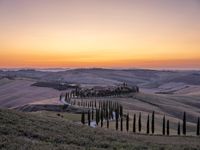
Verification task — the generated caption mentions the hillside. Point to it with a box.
[1,69,200,108]
[0,108,200,150]
[0,78,61,108]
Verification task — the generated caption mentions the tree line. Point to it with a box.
[60,83,139,101]
[81,102,200,136]
[60,90,200,136]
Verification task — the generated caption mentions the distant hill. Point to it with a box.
[0,68,200,108]
[1,68,200,86]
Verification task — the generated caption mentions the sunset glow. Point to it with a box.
[0,0,200,69]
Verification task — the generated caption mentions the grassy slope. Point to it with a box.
[0,109,200,150]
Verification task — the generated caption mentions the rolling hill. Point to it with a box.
[0,108,200,150]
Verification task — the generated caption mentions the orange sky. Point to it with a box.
[0,0,200,69]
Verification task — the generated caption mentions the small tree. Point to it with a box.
[105,109,108,120]
[106,109,109,128]
[88,110,91,126]
[126,113,129,132]
[120,105,123,118]
[147,114,149,134]
[115,109,119,130]
[120,117,123,131]
[197,117,200,136]
[151,111,155,134]
[92,108,94,120]
[178,121,181,136]
[133,114,136,133]
[110,108,113,120]
[96,109,99,125]
[81,111,85,124]
[167,120,170,136]
[138,112,142,133]
[101,109,103,127]
[107,117,109,129]
[162,115,165,135]
[183,112,186,135]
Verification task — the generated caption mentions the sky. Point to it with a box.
[0,0,200,69]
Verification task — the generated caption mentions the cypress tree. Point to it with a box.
[88,110,91,126]
[115,108,119,130]
[147,114,149,134]
[178,121,181,136]
[197,117,200,136]
[101,109,103,127]
[120,105,123,118]
[162,115,165,135]
[106,109,108,120]
[120,117,123,131]
[109,108,112,120]
[111,108,114,120]
[151,111,155,134]
[133,114,136,133]
[126,113,129,132]
[81,111,85,124]
[139,112,142,133]
[96,109,99,125]
[106,109,109,128]
[167,120,169,136]
[103,109,106,120]
[107,117,109,129]
[183,112,186,135]
[92,108,94,120]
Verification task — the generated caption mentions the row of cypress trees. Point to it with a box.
[81,100,123,128]
[162,112,188,135]
[64,89,200,136]
[73,99,122,112]
[81,109,200,136]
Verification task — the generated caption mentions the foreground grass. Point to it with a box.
[0,109,200,150]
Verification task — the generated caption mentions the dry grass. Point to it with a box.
[0,108,200,150]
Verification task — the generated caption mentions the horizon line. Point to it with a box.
[0,67,199,71]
